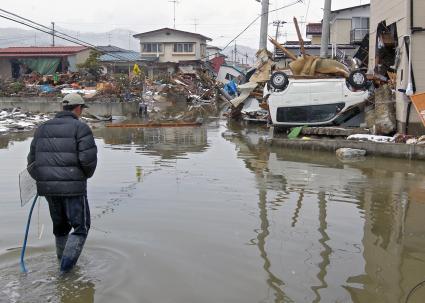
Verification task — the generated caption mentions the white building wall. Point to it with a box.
[136,30,208,63]
[330,5,370,45]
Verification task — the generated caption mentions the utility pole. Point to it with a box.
[234,42,237,65]
[273,20,286,41]
[51,22,55,46]
[259,0,269,49]
[320,0,331,58]
[128,31,131,50]
[169,0,179,29]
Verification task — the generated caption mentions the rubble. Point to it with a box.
[336,148,367,160]
[0,108,50,133]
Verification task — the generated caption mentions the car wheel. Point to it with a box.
[270,72,289,90]
[348,70,367,89]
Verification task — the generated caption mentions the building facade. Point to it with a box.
[133,28,211,64]
[305,4,370,46]
[369,0,425,134]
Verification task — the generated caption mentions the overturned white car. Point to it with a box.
[266,70,370,127]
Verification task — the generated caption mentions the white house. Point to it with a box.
[132,28,212,77]
[133,28,211,73]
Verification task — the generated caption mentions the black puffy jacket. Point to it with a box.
[27,111,97,196]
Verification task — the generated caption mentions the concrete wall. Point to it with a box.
[369,0,425,134]
[0,58,12,80]
[270,137,425,160]
[0,97,139,116]
[136,30,207,62]
[330,19,352,44]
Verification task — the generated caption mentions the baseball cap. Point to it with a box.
[62,93,89,108]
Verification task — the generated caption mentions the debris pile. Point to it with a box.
[0,108,50,133]
[347,133,425,145]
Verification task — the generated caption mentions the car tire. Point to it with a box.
[348,70,367,89]
[270,72,289,90]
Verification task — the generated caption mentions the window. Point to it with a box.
[225,73,235,81]
[352,17,369,29]
[276,103,345,123]
[173,43,194,53]
[142,43,163,53]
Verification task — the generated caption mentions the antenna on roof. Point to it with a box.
[168,0,180,29]
[192,18,198,32]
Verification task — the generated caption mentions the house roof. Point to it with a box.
[0,46,89,57]
[331,3,370,14]
[133,28,212,42]
[207,45,222,50]
[99,51,141,62]
[96,45,128,53]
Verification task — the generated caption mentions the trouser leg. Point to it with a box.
[46,196,72,259]
[60,196,90,272]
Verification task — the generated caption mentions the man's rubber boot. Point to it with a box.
[55,235,68,260]
[60,235,86,273]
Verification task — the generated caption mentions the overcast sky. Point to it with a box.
[0,0,370,48]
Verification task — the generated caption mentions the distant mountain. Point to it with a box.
[220,45,258,66]
[0,27,140,51]
[0,26,258,64]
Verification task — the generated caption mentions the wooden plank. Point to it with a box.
[293,17,306,57]
[410,92,425,127]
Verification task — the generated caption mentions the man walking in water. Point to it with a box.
[28,93,97,272]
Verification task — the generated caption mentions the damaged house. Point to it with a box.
[133,28,212,78]
[0,46,90,79]
[369,0,425,134]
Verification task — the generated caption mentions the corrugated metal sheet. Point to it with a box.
[99,51,141,62]
[96,45,127,53]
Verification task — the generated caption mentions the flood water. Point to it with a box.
[1,121,425,303]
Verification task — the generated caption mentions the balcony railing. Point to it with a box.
[350,28,369,44]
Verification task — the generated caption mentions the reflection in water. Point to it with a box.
[224,122,425,303]
[0,131,34,149]
[256,173,293,303]
[94,126,208,159]
[311,192,331,303]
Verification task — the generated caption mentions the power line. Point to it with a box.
[221,0,303,52]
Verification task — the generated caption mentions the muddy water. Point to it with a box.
[1,121,425,303]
